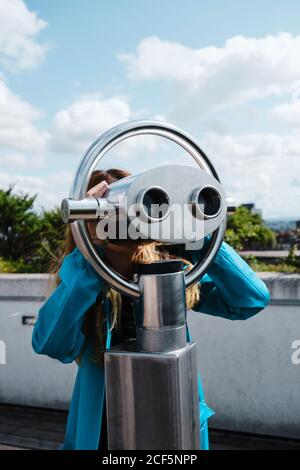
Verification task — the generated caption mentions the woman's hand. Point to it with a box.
[86,180,109,244]
[87,180,108,198]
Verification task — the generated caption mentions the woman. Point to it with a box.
[31,168,271,451]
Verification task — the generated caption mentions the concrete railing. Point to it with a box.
[0,272,299,439]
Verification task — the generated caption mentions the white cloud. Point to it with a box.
[51,94,131,154]
[0,170,73,210]
[119,33,300,118]
[203,131,300,218]
[0,0,49,72]
[50,94,162,158]
[273,100,300,127]
[0,79,48,167]
[0,153,42,169]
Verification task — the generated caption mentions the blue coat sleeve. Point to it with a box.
[32,247,103,363]
[188,236,271,320]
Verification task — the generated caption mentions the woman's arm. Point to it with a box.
[32,248,103,363]
[187,236,270,320]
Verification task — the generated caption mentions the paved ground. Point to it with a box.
[0,403,300,451]
[0,404,66,450]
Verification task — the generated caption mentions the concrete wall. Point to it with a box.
[0,272,299,438]
[0,274,77,410]
[188,273,300,439]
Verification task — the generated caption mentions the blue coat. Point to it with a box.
[31,238,270,450]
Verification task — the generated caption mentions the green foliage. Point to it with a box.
[224,206,299,272]
[225,206,276,251]
[36,207,66,272]
[246,257,300,273]
[0,186,41,261]
[284,243,300,270]
[0,187,65,273]
[0,257,18,273]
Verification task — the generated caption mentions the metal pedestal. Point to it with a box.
[105,340,200,450]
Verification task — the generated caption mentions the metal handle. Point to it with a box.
[68,119,227,298]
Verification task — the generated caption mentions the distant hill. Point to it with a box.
[264,218,299,231]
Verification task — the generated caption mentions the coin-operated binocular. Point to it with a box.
[61,120,233,450]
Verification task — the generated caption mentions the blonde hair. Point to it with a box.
[49,169,202,368]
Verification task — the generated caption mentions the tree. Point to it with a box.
[285,242,300,270]
[0,187,65,273]
[0,187,41,261]
[225,206,276,251]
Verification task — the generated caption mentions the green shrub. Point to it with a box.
[225,206,276,250]
[0,187,65,273]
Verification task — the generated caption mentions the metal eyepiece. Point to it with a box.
[190,185,222,219]
[137,186,170,222]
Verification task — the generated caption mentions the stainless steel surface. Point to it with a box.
[137,271,185,328]
[66,164,227,245]
[61,197,99,223]
[104,341,200,450]
[65,119,226,298]
[61,197,116,223]
[135,269,187,352]
[137,325,187,353]
[125,166,228,251]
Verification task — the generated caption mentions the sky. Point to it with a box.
[1,0,300,219]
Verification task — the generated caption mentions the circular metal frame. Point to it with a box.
[69,119,227,298]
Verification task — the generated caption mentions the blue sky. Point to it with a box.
[1,0,300,218]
